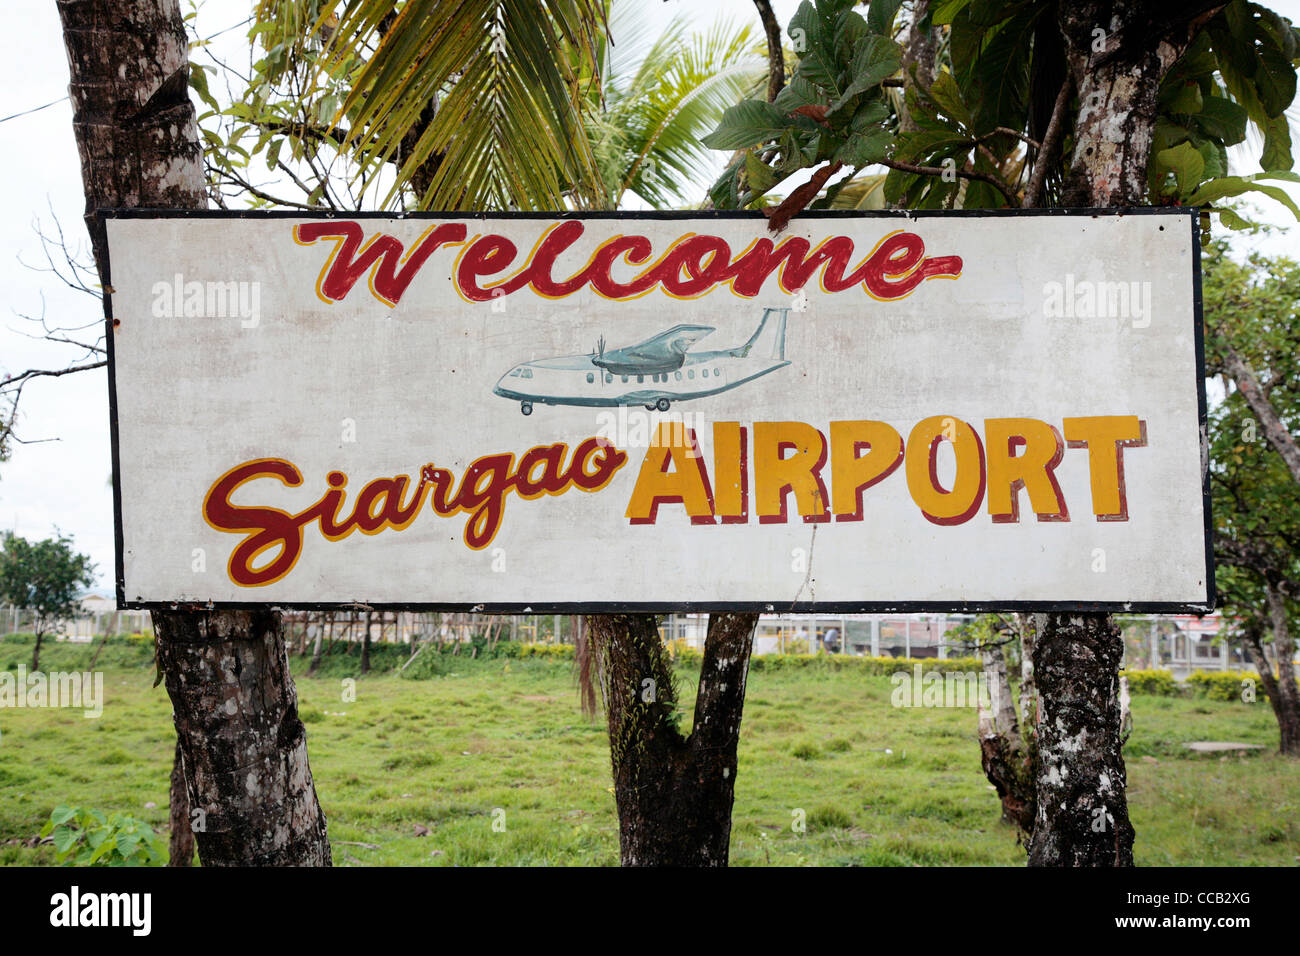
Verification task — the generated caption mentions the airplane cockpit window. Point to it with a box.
[520,367,533,379]
[510,368,521,377]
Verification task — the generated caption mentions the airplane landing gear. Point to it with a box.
[520,401,533,415]
[655,398,671,412]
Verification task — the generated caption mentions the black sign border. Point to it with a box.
[99,207,1214,615]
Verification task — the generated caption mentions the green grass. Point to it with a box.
[0,636,1296,866]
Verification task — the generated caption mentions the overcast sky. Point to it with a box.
[0,0,1295,592]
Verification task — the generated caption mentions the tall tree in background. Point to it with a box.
[705,0,1300,865]
[0,531,95,670]
[1205,241,1300,755]
[56,0,331,865]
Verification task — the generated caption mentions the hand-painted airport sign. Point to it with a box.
[102,209,1211,612]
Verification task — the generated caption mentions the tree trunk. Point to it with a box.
[1217,344,1300,485]
[31,629,43,671]
[154,610,331,865]
[308,615,326,676]
[167,737,194,866]
[1027,613,1134,866]
[1058,1,1221,207]
[1264,587,1300,755]
[977,638,1036,833]
[584,612,757,866]
[58,0,330,866]
[360,610,373,674]
[1021,0,1221,866]
[1016,613,1039,732]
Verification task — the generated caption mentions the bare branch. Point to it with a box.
[878,157,1019,207]
[1023,77,1073,209]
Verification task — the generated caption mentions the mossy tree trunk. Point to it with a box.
[57,0,330,866]
[584,612,758,866]
[154,610,331,865]
[1024,0,1223,867]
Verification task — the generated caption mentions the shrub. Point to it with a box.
[1186,670,1257,702]
[749,654,982,675]
[40,806,165,866]
[791,741,820,760]
[1122,669,1180,697]
[516,642,574,659]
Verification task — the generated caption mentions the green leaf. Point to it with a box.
[1165,81,1203,114]
[1260,115,1294,171]
[1157,141,1205,196]
[1194,94,1248,145]
[744,150,778,195]
[1185,172,1300,220]
[866,0,905,36]
[836,128,892,165]
[1216,207,1251,230]
[51,826,77,854]
[927,72,974,131]
[850,35,902,93]
[703,100,794,150]
[1253,33,1297,118]
[49,805,76,826]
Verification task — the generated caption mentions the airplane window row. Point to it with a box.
[589,367,720,387]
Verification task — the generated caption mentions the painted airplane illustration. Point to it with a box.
[493,307,792,414]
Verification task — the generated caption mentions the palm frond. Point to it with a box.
[317,0,608,210]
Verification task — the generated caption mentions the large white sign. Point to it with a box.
[104,210,1212,611]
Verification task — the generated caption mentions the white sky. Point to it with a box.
[0,0,1295,591]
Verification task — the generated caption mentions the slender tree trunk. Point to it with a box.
[1016,613,1039,731]
[58,0,330,866]
[308,615,326,676]
[167,738,194,866]
[977,638,1036,833]
[584,612,757,866]
[31,629,43,671]
[154,610,331,865]
[1264,588,1300,755]
[360,609,372,674]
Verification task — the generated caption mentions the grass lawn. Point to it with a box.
[0,638,1296,866]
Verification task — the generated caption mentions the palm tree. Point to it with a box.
[231,0,764,212]
[586,2,765,209]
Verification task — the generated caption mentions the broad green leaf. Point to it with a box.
[850,35,902,93]
[1186,173,1300,220]
[835,128,892,165]
[1216,207,1251,230]
[866,0,905,36]
[927,72,974,130]
[1157,141,1205,196]
[52,826,76,854]
[1165,81,1203,114]
[703,100,796,150]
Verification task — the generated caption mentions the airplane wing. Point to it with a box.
[592,324,715,375]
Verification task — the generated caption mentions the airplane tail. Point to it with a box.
[734,306,789,360]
